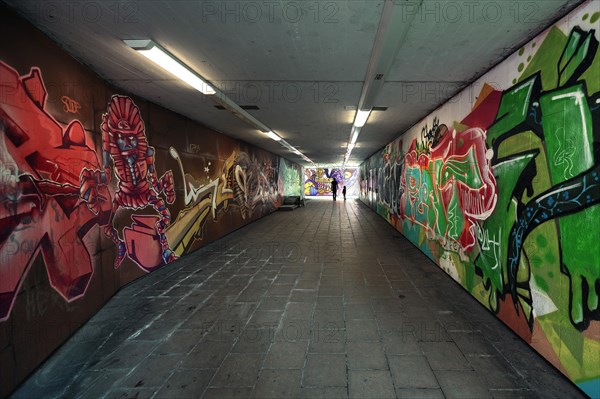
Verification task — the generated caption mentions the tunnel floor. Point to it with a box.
[12,199,585,399]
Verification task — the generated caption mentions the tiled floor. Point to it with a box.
[13,199,585,399]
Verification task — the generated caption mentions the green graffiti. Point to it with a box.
[558,29,599,87]
[475,151,538,312]
[481,26,600,329]
[541,83,599,325]
[280,159,302,196]
[487,75,542,149]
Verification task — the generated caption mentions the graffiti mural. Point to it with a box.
[81,95,178,270]
[0,62,102,322]
[0,22,301,393]
[359,2,599,396]
[401,126,498,256]
[166,147,282,261]
[304,167,359,197]
[0,60,294,322]
[279,157,303,197]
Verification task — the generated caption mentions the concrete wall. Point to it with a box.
[0,8,302,397]
[359,1,599,396]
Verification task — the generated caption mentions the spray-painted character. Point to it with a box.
[79,95,177,268]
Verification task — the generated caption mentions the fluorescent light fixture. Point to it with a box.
[348,143,355,151]
[124,39,215,95]
[264,131,281,141]
[350,126,360,144]
[353,109,372,127]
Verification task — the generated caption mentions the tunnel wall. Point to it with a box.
[359,1,599,396]
[0,8,303,397]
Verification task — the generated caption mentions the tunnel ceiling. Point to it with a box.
[3,0,584,166]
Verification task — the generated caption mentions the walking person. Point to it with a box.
[331,178,338,201]
[342,185,347,201]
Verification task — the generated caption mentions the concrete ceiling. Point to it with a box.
[3,0,584,166]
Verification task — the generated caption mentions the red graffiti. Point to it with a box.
[0,62,110,321]
[79,95,177,269]
[401,127,497,253]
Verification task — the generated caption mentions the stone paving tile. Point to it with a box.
[284,302,314,320]
[347,342,387,370]
[344,303,375,320]
[395,388,445,398]
[349,370,396,399]
[274,275,298,284]
[520,368,585,398]
[154,369,214,398]
[303,354,347,387]
[13,200,587,399]
[309,328,346,354]
[388,355,439,389]
[419,341,472,370]
[343,293,371,305]
[467,355,523,390]
[178,310,219,331]
[155,329,203,355]
[346,319,379,341]
[435,370,491,398]
[448,330,500,356]
[316,296,344,310]
[218,303,257,321]
[180,341,233,369]
[258,296,288,311]
[252,369,301,398]
[202,387,253,398]
[263,341,308,369]
[248,310,283,326]
[203,320,243,343]
[267,284,294,296]
[105,388,156,398]
[92,341,156,371]
[312,309,344,329]
[489,389,539,399]
[300,386,349,398]
[289,289,318,303]
[319,285,344,296]
[381,332,422,355]
[210,353,264,387]
[71,371,123,399]
[295,279,320,290]
[275,318,312,342]
[117,354,179,388]
[231,328,274,353]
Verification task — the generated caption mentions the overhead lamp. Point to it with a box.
[124,39,216,95]
[350,126,360,144]
[354,109,372,127]
[264,131,282,141]
[348,143,355,151]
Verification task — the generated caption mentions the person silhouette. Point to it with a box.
[342,185,347,200]
[331,178,338,201]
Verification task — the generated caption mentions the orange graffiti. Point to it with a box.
[61,95,81,114]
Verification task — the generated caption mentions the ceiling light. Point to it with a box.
[354,109,372,127]
[350,126,360,144]
[348,143,355,151]
[124,39,216,95]
[264,131,281,141]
